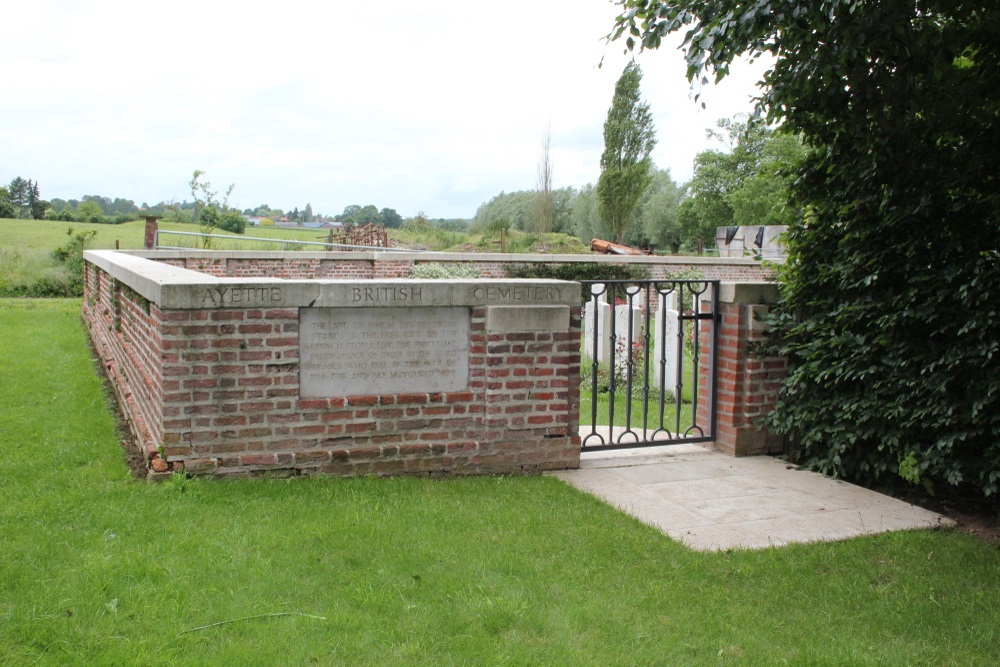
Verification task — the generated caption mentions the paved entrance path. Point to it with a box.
[549,444,952,551]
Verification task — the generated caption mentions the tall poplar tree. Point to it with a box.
[27,180,41,219]
[597,61,657,244]
[533,125,555,233]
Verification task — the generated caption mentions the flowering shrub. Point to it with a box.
[611,337,642,386]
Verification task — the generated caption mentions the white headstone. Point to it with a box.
[583,298,612,363]
[653,291,680,393]
[583,293,644,368]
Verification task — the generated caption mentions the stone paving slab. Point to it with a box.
[549,443,954,551]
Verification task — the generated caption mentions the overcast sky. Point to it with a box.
[1,1,768,219]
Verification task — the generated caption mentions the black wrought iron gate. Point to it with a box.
[579,279,719,451]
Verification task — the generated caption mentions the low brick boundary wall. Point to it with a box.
[83,251,582,478]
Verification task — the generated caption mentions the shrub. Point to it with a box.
[505,262,649,304]
[580,358,612,394]
[218,209,247,234]
[409,263,481,279]
[486,218,510,234]
[50,227,97,295]
[503,262,647,282]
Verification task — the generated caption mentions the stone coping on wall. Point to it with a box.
[86,250,780,309]
[83,250,582,310]
[127,248,770,267]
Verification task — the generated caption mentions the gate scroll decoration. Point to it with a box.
[579,279,720,452]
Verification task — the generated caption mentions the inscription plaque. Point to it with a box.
[300,307,470,397]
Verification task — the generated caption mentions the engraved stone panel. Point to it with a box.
[300,307,470,397]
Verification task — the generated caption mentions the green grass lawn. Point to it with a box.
[580,342,700,434]
[0,218,588,296]
[580,389,696,435]
[1,299,999,664]
[0,217,591,255]
[0,218,332,296]
[0,217,329,252]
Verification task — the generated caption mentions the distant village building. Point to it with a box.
[242,214,342,230]
[715,225,787,259]
[274,219,342,229]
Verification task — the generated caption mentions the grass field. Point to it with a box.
[0,217,331,252]
[0,217,589,297]
[1,298,999,664]
[0,217,591,255]
[0,218,334,297]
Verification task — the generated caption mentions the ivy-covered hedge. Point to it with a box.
[751,3,1000,498]
[610,0,999,503]
[766,229,1000,498]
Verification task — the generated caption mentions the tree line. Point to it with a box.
[0,177,44,220]
[0,176,157,223]
[473,111,805,253]
[0,170,412,232]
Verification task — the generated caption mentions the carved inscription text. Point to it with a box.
[201,286,283,306]
[299,307,470,397]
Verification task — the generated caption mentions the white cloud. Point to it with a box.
[1,1,769,218]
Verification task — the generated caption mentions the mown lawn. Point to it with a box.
[0,217,327,252]
[0,218,587,298]
[1,299,998,665]
[579,388,696,435]
[580,342,699,433]
[0,218,329,297]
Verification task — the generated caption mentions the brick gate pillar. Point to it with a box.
[699,282,787,456]
[143,216,160,250]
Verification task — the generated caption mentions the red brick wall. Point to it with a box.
[83,258,581,478]
[85,251,788,481]
[151,305,580,477]
[84,265,163,453]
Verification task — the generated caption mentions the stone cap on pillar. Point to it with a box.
[718,282,780,305]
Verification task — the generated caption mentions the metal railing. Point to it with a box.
[153,229,421,252]
[579,279,719,451]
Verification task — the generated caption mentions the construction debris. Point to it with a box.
[590,238,652,256]
[324,223,389,249]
